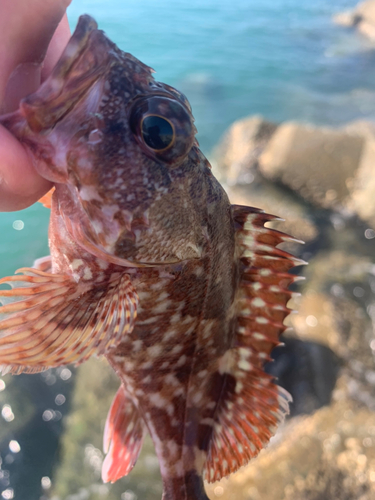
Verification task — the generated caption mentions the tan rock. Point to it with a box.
[348,135,375,228]
[333,11,360,27]
[212,115,277,184]
[334,0,375,40]
[259,122,365,209]
[357,0,375,27]
[206,399,375,500]
[342,119,375,139]
[227,183,318,254]
[358,18,375,38]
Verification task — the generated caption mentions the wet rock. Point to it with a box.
[334,0,375,40]
[287,251,375,409]
[266,337,340,417]
[258,122,364,210]
[206,399,375,500]
[211,115,277,185]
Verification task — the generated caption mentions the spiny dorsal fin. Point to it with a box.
[0,268,138,374]
[204,205,304,483]
[102,385,147,483]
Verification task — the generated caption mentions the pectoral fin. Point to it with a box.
[0,268,137,374]
[102,385,147,483]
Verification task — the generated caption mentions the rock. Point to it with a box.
[258,122,365,210]
[357,0,375,38]
[214,115,375,227]
[334,0,375,40]
[348,135,375,228]
[333,11,361,27]
[211,115,277,185]
[287,251,375,410]
[266,337,340,416]
[205,399,375,500]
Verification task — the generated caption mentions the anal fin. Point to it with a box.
[0,268,138,373]
[102,385,147,483]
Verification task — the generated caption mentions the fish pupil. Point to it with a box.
[141,115,174,150]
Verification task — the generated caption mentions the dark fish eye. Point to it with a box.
[129,94,195,165]
[141,115,174,151]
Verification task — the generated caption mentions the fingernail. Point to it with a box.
[2,62,41,114]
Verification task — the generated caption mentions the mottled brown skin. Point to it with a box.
[0,16,297,500]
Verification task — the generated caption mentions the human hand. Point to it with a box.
[0,0,71,211]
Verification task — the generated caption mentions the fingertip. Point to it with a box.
[42,13,71,81]
[0,125,53,211]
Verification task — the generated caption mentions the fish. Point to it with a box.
[0,15,304,500]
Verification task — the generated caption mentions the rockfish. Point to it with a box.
[0,15,303,500]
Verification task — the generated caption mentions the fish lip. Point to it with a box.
[19,15,115,133]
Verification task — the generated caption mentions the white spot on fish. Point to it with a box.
[192,392,203,404]
[170,312,181,324]
[149,393,174,416]
[132,340,143,352]
[256,316,269,324]
[152,300,172,314]
[83,268,93,280]
[252,297,266,308]
[147,345,163,358]
[79,185,103,202]
[175,355,187,367]
[170,344,183,355]
[238,359,252,371]
[164,374,181,387]
[218,350,235,374]
[70,259,84,271]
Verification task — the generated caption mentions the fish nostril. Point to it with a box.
[88,129,103,144]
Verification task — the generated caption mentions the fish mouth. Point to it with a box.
[19,15,113,133]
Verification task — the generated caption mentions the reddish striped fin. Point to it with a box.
[37,188,55,209]
[204,205,304,483]
[102,385,147,483]
[0,269,138,374]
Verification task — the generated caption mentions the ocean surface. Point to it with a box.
[0,0,370,279]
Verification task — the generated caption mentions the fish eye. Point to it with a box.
[141,115,175,151]
[129,95,195,165]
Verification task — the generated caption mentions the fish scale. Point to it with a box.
[0,14,304,500]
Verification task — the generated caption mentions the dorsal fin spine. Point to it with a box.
[204,205,304,483]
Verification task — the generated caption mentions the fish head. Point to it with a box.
[1,15,207,266]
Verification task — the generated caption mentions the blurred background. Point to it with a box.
[0,0,375,499]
